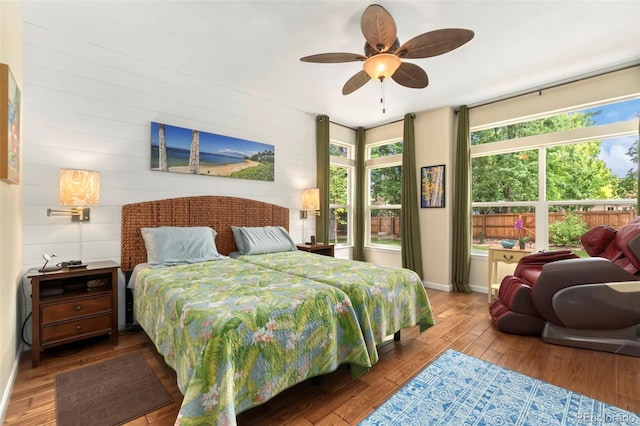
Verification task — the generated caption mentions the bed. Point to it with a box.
[121,197,373,425]
[233,249,434,347]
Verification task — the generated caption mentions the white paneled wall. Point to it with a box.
[22,23,318,327]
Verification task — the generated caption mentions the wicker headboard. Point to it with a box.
[121,196,290,272]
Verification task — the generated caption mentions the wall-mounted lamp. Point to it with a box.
[47,169,100,222]
[300,188,320,219]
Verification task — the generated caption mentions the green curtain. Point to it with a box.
[316,115,330,243]
[451,106,472,293]
[353,127,366,261]
[401,113,424,278]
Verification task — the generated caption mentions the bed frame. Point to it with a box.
[120,195,402,342]
[121,195,290,272]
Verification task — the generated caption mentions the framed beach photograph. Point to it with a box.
[421,164,445,208]
[150,122,275,181]
[0,64,21,184]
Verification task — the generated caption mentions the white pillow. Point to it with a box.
[141,226,222,267]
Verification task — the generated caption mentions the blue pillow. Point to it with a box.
[232,226,297,255]
[231,226,247,254]
[141,226,222,267]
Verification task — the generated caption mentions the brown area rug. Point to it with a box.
[55,352,173,426]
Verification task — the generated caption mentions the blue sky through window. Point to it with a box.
[574,98,639,178]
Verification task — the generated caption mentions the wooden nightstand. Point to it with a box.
[28,260,119,367]
[487,246,533,303]
[296,243,335,257]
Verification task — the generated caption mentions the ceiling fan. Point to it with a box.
[300,4,474,97]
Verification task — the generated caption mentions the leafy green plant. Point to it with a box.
[231,163,274,181]
[549,212,588,246]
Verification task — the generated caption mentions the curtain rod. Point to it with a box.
[330,114,416,132]
[364,117,405,131]
[327,117,403,131]
[455,62,639,114]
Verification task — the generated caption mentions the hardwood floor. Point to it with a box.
[5,289,639,425]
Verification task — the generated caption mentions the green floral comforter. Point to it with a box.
[236,251,435,353]
[132,259,372,425]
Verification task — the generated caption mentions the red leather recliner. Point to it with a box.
[489,217,640,357]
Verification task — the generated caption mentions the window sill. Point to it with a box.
[365,245,401,253]
[471,251,488,258]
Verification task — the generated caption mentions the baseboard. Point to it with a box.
[0,342,23,424]
[423,281,489,296]
[469,283,488,294]
[423,281,452,292]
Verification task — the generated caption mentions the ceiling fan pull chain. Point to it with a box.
[380,79,386,114]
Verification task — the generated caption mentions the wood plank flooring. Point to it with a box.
[4,289,639,425]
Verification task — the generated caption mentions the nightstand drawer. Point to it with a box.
[41,294,112,324]
[41,314,112,344]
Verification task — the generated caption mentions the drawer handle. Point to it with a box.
[75,325,82,331]
[75,305,83,311]
[502,255,514,261]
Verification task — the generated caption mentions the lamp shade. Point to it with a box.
[302,188,320,211]
[363,53,401,80]
[59,169,100,206]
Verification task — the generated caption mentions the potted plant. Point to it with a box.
[518,234,530,249]
[514,219,530,249]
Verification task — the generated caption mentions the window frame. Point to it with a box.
[470,98,639,252]
[365,138,403,250]
[329,140,355,247]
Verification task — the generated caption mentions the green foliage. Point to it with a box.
[546,142,613,202]
[330,166,348,227]
[231,163,274,181]
[471,110,629,213]
[549,212,588,246]
[330,166,348,205]
[370,141,403,158]
[370,165,402,207]
[615,141,638,199]
[471,112,597,144]
[472,151,538,210]
[369,143,403,212]
[248,149,274,163]
[329,142,404,225]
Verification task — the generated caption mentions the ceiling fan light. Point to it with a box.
[363,53,401,80]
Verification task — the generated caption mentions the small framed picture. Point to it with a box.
[0,63,21,184]
[421,164,445,208]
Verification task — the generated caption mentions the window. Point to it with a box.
[367,140,403,248]
[329,142,354,246]
[370,141,403,158]
[471,97,639,255]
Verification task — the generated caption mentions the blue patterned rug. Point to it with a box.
[360,349,638,425]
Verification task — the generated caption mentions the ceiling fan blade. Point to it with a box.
[360,4,397,53]
[300,53,367,63]
[342,70,371,95]
[391,62,429,89]
[396,29,475,59]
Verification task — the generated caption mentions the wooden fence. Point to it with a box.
[473,211,636,241]
[370,216,401,238]
[341,211,635,241]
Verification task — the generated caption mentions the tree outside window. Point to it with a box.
[471,98,639,254]
[368,141,403,248]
